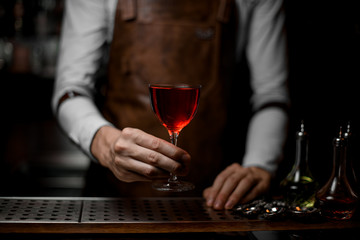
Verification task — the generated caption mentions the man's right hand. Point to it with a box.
[90,126,191,182]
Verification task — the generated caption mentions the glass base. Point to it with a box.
[152,180,195,192]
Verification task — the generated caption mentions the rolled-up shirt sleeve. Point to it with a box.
[52,0,116,160]
[241,0,290,174]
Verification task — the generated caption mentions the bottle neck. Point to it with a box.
[295,138,309,167]
[286,136,312,183]
[292,137,313,180]
[332,142,348,180]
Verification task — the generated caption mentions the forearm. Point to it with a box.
[243,0,289,174]
[52,0,116,161]
[90,125,121,167]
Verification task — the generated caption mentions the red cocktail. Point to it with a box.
[150,85,200,134]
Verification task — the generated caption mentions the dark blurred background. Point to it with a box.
[0,0,359,196]
[0,0,88,196]
[283,0,360,187]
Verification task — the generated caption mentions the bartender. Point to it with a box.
[52,0,289,210]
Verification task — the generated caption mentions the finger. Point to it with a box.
[116,170,150,182]
[113,156,169,181]
[204,166,237,208]
[110,165,150,182]
[121,128,191,175]
[203,187,211,199]
[203,187,215,207]
[124,128,191,164]
[114,128,187,176]
[133,145,186,176]
[225,175,256,208]
[213,172,246,210]
[240,180,268,204]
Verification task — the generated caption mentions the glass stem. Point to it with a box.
[169,173,178,182]
[169,131,179,146]
[169,131,179,183]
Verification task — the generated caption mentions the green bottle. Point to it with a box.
[280,121,318,207]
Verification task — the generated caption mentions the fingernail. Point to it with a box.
[181,153,191,162]
[214,200,223,210]
[206,198,214,207]
[225,200,234,209]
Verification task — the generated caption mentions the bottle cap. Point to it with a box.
[343,121,351,139]
[296,120,308,140]
[334,126,347,147]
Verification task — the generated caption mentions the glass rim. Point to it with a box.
[149,83,202,89]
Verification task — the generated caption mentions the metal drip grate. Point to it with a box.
[81,198,240,223]
[0,198,81,223]
[0,197,240,224]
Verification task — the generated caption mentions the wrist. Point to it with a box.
[91,125,121,168]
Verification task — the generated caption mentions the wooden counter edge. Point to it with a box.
[1,220,360,234]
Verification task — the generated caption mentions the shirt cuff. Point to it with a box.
[242,153,278,176]
[57,96,114,162]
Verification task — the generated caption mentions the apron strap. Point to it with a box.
[120,0,137,21]
[217,0,233,23]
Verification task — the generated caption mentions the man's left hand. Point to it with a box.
[203,163,271,210]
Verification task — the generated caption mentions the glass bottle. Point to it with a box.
[316,127,358,220]
[344,122,360,196]
[344,122,360,219]
[280,121,317,207]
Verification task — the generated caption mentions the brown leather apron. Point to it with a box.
[101,0,237,196]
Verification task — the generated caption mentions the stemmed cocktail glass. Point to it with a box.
[149,84,201,192]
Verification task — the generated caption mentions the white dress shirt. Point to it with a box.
[52,0,290,174]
